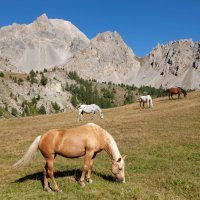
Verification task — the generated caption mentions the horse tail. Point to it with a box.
[13,136,41,169]
[147,96,153,108]
[76,104,81,109]
[149,98,153,108]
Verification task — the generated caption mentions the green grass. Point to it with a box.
[0,92,200,199]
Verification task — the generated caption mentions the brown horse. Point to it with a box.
[166,87,187,99]
[13,123,126,192]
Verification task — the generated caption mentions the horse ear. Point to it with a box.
[122,155,127,160]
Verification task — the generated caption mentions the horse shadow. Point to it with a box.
[13,169,114,188]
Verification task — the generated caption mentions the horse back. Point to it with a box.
[39,124,104,158]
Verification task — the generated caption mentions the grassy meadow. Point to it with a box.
[0,92,200,199]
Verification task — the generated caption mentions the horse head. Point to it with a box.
[182,89,187,97]
[99,111,104,119]
[112,156,126,183]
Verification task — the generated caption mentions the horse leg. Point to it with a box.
[46,158,61,192]
[80,113,83,121]
[86,153,96,183]
[43,163,51,192]
[91,112,96,120]
[78,110,83,121]
[143,102,145,108]
[148,100,150,108]
[79,151,94,187]
[91,113,93,120]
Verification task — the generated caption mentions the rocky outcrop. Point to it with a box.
[140,40,200,89]
[148,40,200,76]
[61,33,200,89]
[0,14,89,72]
[0,70,73,115]
[62,31,141,84]
[0,57,19,72]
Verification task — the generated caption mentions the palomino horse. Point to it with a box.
[166,87,187,99]
[77,104,104,121]
[13,123,125,192]
[139,95,153,108]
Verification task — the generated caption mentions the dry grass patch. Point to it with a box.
[0,92,200,199]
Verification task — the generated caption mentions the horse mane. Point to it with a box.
[96,125,121,161]
[92,104,101,111]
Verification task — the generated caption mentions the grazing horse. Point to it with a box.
[13,123,125,192]
[166,87,187,99]
[139,95,153,108]
[78,104,104,121]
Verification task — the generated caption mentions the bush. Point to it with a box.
[71,95,78,107]
[51,102,60,113]
[124,91,134,105]
[0,107,4,117]
[40,74,48,86]
[0,72,4,77]
[18,78,23,85]
[11,108,18,116]
[68,71,79,80]
[38,105,46,114]
[28,70,38,84]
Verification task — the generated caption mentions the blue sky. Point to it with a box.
[0,0,199,57]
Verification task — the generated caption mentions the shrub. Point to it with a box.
[38,105,46,114]
[11,108,18,116]
[0,107,4,117]
[40,74,48,86]
[18,78,23,85]
[51,102,60,113]
[0,72,4,77]
[71,95,78,107]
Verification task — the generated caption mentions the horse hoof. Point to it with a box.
[44,188,52,192]
[89,179,93,184]
[87,179,93,184]
[79,181,85,187]
[56,189,62,193]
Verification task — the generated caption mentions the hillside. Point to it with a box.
[0,70,137,116]
[62,31,141,84]
[0,92,199,199]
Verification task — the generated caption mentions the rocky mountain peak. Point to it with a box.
[0,15,90,72]
[62,31,140,84]
[32,13,52,29]
[148,39,198,76]
[36,13,49,23]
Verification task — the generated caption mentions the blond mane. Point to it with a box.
[102,128,121,161]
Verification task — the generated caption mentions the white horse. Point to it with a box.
[139,95,153,108]
[78,104,104,121]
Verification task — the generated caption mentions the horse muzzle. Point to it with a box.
[116,177,125,183]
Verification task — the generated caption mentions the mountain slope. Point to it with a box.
[0,14,89,72]
[138,40,200,89]
[0,15,200,89]
[62,31,141,84]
